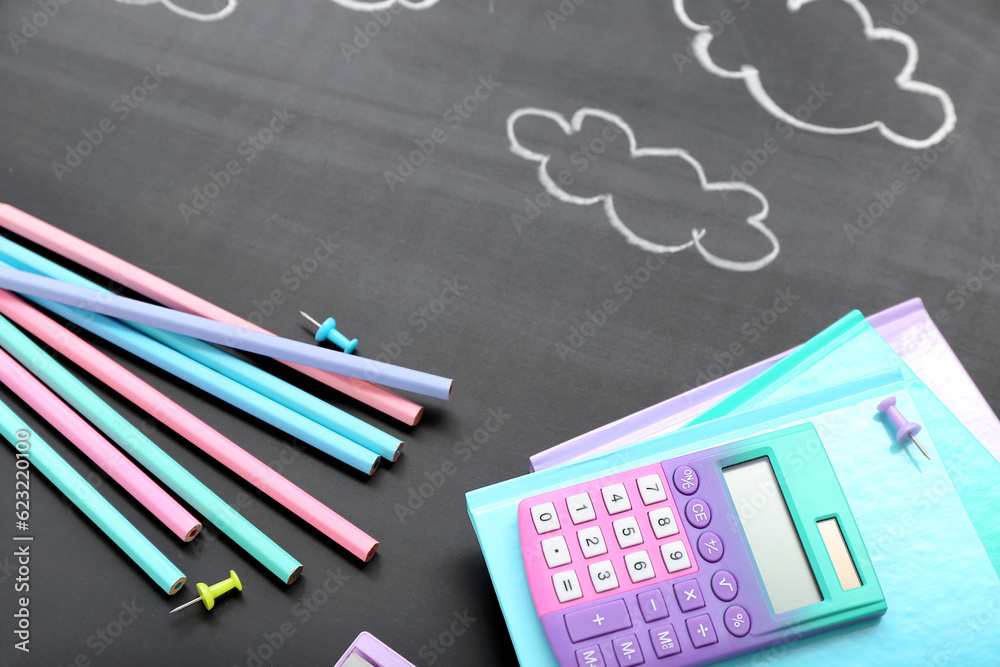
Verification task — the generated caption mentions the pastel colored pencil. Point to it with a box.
[0,250,381,476]
[0,403,186,595]
[0,292,379,562]
[0,204,426,425]
[0,341,202,543]
[0,236,402,462]
[0,295,303,583]
[0,265,453,401]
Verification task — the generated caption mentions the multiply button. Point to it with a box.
[711,570,738,602]
[673,579,705,613]
[697,532,724,563]
[672,465,699,495]
[564,599,632,643]
[685,499,711,529]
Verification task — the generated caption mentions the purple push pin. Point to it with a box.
[877,396,930,460]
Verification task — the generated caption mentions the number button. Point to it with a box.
[684,498,712,529]
[636,473,667,505]
[725,605,752,637]
[578,526,609,559]
[553,570,583,603]
[661,541,692,573]
[567,492,597,525]
[531,502,560,534]
[613,516,643,548]
[624,550,656,584]
[648,624,681,658]
[685,614,718,648]
[589,560,620,593]
[672,465,699,495]
[648,507,679,539]
[697,532,724,563]
[711,570,738,602]
[541,535,572,568]
[602,483,632,514]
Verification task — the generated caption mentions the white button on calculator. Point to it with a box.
[577,526,608,558]
[566,492,596,525]
[589,560,619,593]
[648,507,679,538]
[624,550,656,583]
[531,502,560,534]
[602,483,632,514]
[542,535,572,568]
[661,540,692,573]
[636,474,667,505]
[552,570,583,603]
[613,516,643,549]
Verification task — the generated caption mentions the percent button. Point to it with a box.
[724,605,751,637]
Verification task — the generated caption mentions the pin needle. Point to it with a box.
[170,570,242,613]
[877,396,931,460]
[300,311,358,353]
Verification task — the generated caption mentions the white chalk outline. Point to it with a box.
[114,0,237,22]
[673,0,957,150]
[329,0,440,10]
[507,107,780,272]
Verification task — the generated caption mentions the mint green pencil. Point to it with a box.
[0,307,303,585]
[0,404,186,595]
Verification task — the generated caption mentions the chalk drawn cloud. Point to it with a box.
[114,0,237,21]
[673,0,956,150]
[508,107,780,272]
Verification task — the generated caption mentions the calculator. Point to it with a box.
[517,424,886,666]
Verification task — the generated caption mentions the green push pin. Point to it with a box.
[170,570,242,613]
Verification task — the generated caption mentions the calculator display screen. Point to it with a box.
[723,457,823,614]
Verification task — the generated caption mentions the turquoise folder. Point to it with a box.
[467,311,1000,665]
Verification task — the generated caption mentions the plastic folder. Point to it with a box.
[531,299,1000,470]
[467,311,1000,666]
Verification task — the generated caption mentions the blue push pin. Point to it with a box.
[877,396,930,460]
[300,311,358,353]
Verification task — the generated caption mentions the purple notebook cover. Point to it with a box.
[530,298,1000,471]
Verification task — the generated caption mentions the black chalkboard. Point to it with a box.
[0,0,997,665]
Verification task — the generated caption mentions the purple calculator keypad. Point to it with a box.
[520,455,774,667]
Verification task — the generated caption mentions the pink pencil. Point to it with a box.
[0,345,202,542]
[0,205,424,426]
[0,290,378,562]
